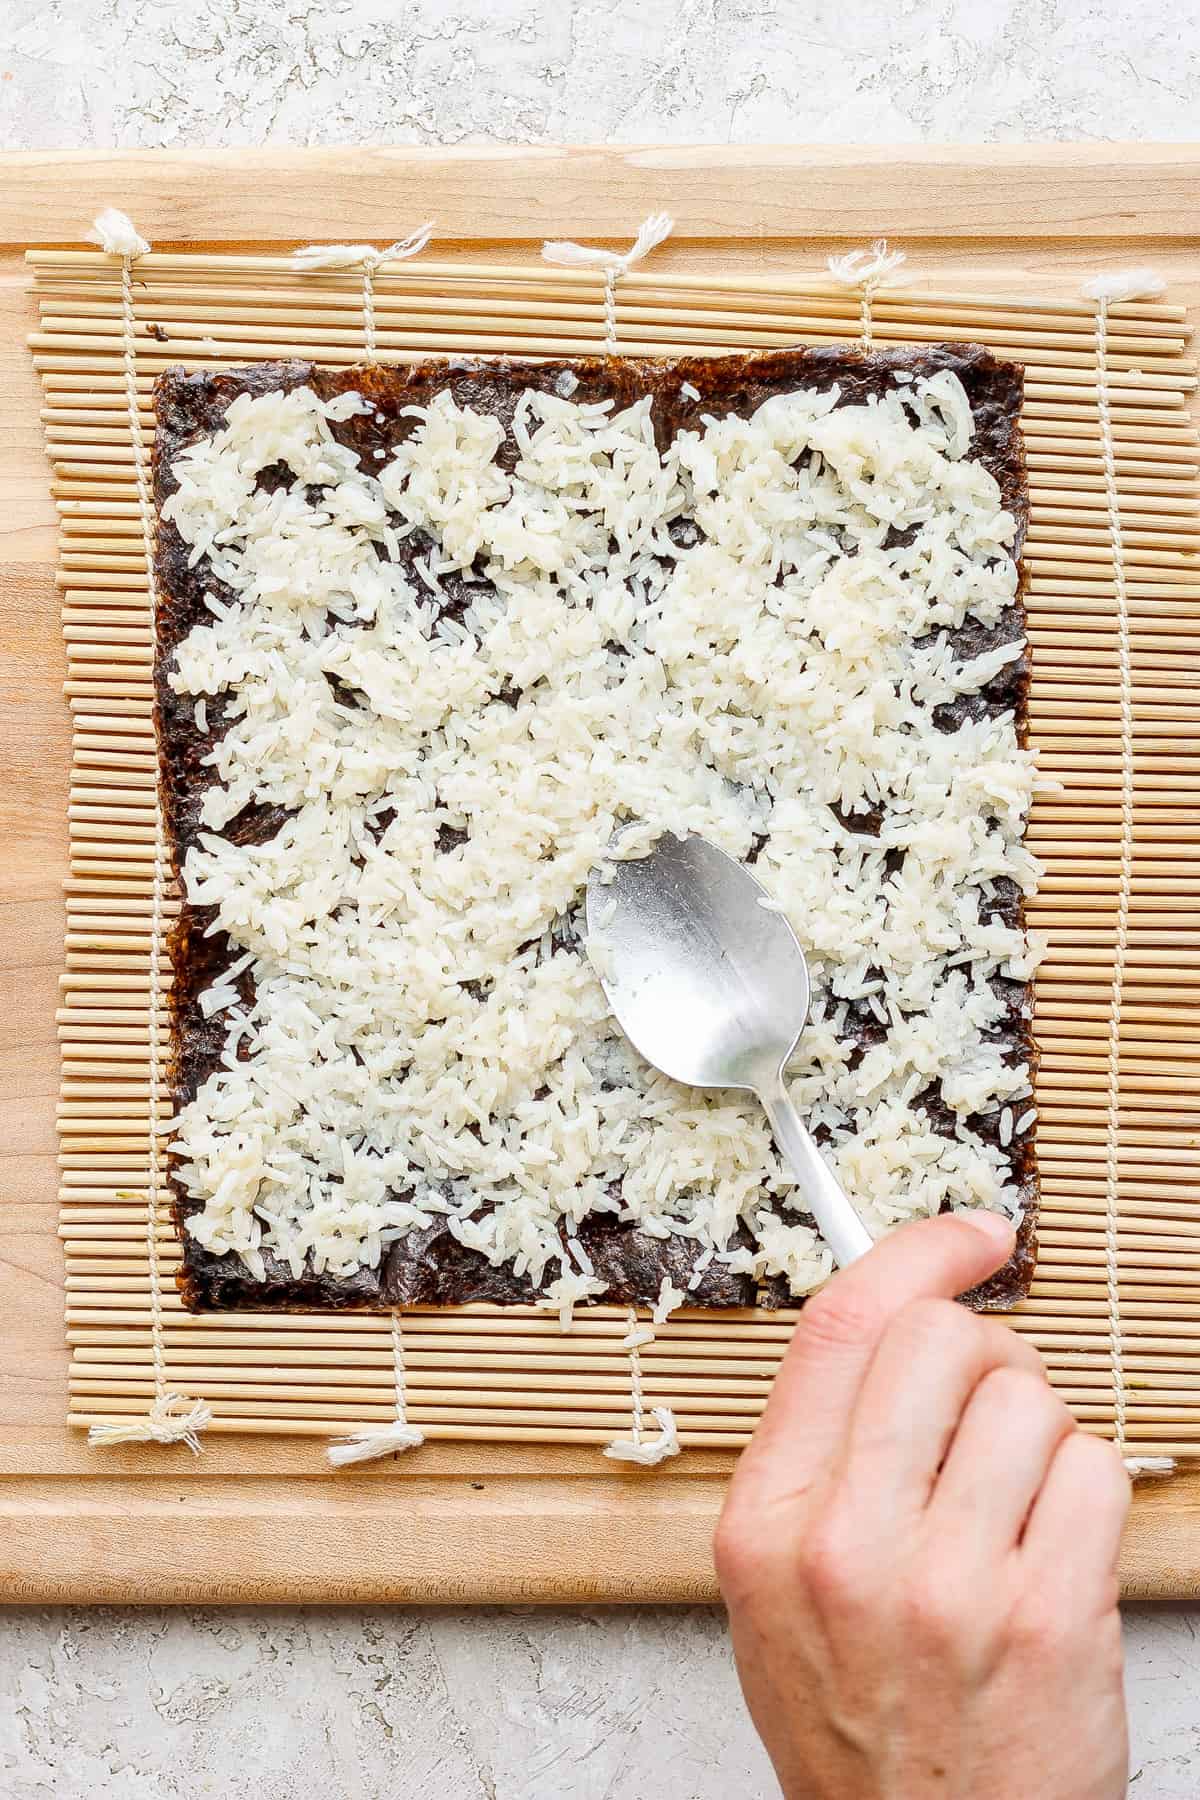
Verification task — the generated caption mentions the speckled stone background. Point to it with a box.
[3,2,1200,1793]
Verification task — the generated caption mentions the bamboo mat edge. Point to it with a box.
[35,243,1200,1461]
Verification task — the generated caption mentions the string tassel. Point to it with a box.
[1126,1456,1176,1480]
[604,1309,681,1467]
[1082,269,1166,305]
[328,1313,424,1468]
[88,1393,212,1455]
[291,223,435,363]
[327,1420,426,1468]
[543,213,674,352]
[827,236,906,289]
[88,207,150,260]
[542,210,674,273]
[827,237,906,347]
[291,222,435,273]
[605,1406,680,1467]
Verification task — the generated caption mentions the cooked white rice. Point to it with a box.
[162,367,1039,1300]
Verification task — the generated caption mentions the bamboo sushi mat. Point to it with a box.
[27,244,1200,1460]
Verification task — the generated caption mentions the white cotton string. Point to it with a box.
[542,207,680,1468]
[604,1309,680,1467]
[328,1312,425,1467]
[827,238,907,348]
[1085,268,1174,1483]
[292,222,435,363]
[543,212,674,354]
[84,209,211,1455]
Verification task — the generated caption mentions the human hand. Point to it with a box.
[715,1213,1130,1800]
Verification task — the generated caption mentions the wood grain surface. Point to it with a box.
[3,144,1200,243]
[2,145,1199,1604]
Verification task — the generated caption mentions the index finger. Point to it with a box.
[734,1211,1016,1505]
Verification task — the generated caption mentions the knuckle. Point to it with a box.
[1068,1430,1133,1509]
[889,1296,979,1359]
[986,1320,1047,1379]
[1008,1591,1070,1660]
[713,1509,784,1601]
[1092,1604,1125,1671]
[1095,1573,1123,1623]
[900,1562,973,1652]
[796,1514,870,1612]
[904,1295,969,1340]
[798,1285,881,1355]
[976,1363,1057,1415]
[712,1511,751,1585]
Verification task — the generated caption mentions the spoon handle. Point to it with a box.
[757,1076,874,1268]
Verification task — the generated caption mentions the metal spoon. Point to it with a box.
[585,830,873,1268]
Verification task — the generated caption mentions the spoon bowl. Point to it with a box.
[586,831,811,1092]
[586,831,873,1268]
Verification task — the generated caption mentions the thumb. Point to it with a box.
[738,1211,1017,1497]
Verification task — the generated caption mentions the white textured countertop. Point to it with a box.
[3,1,1199,1792]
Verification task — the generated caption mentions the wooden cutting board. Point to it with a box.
[2,144,1200,1604]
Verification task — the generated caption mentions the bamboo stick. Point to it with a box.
[35,285,1188,345]
[27,252,1187,318]
[33,293,1190,359]
[30,313,1195,380]
[25,329,1195,383]
[56,1336,1200,1374]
